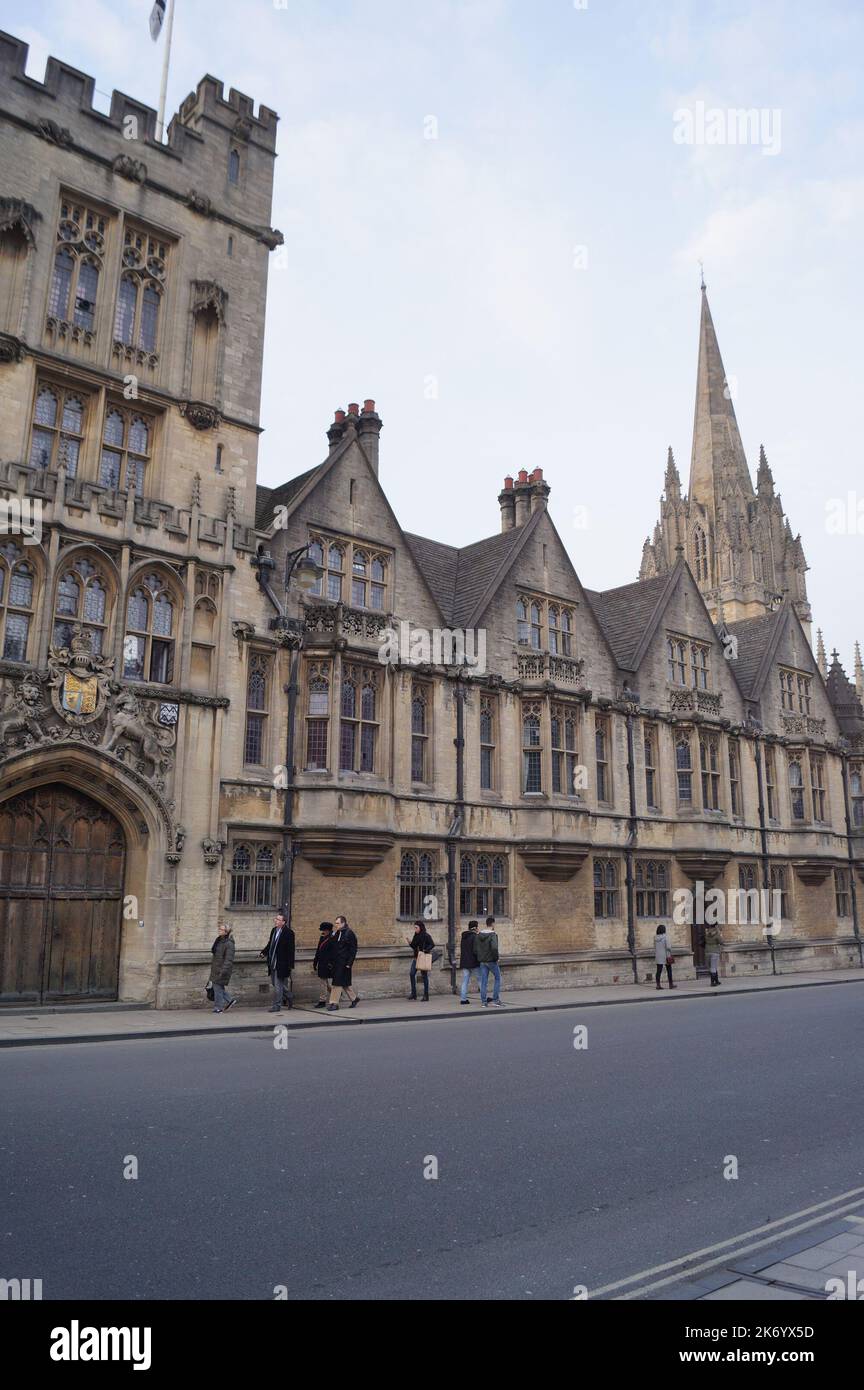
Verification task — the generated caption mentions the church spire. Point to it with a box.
[816,628,827,679]
[855,641,863,698]
[689,285,753,511]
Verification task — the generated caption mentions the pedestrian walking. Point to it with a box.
[705,922,723,987]
[260,911,295,1013]
[654,924,676,990]
[210,923,237,1014]
[312,921,336,1009]
[458,919,481,1004]
[476,915,503,1007]
[407,920,435,1001]
[327,915,359,1011]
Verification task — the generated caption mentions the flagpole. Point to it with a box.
[156,0,176,143]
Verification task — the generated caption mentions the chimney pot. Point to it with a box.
[363,399,376,414]
[530,467,543,482]
[503,475,514,490]
[347,402,359,416]
[334,409,346,422]
[517,469,529,484]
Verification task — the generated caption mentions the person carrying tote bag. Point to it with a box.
[407,920,435,1002]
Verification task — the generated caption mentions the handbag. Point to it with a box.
[431,947,443,964]
[205,981,215,1001]
[417,950,433,972]
[667,954,675,966]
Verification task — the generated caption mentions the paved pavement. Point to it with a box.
[1,966,862,1047]
[2,980,863,1299]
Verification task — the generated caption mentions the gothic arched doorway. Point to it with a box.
[0,786,126,1003]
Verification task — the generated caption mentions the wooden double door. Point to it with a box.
[0,786,126,1003]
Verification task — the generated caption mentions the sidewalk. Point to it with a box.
[1,967,862,1048]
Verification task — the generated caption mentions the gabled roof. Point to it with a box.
[723,610,784,700]
[255,465,323,530]
[584,570,678,671]
[405,514,539,629]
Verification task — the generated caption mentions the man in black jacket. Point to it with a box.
[458,919,481,1005]
[327,915,359,1011]
[260,912,295,1013]
[312,921,336,1009]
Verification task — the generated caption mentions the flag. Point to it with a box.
[150,0,166,41]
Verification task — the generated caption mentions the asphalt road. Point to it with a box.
[2,983,863,1300]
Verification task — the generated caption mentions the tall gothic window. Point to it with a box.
[230,842,277,908]
[644,724,659,809]
[399,851,436,919]
[667,637,687,685]
[228,148,240,184]
[522,701,542,793]
[340,665,379,773]
[551,702,578,795]
[305,663,330,770]
[809,753,827,823]
[548,605,574,656]
[593,859,618,918]
[28,385,87,478]
[595,715,610,803]
[0,543,35,662]
[851,763,864,829]
[765,746,778,820]
[700,733,721,810]
[835,868,851,919]
[729,739,741,816]
[350,550,387,610]
[100,406,153,495]
[53,556,109,655]
[48,200,106,334]
[123,572,176,684]
[635,860,670,917]
[480,694,496,792]
[738,863,759,924]
[113,225,168,355]
[770,864,789,920]
[676,735,693,805]
[460,853,508,917]
[244,652,271,766]
[411,681,430,782]
[789,757,806,822]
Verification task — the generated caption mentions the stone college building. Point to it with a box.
[0,33,862,1007]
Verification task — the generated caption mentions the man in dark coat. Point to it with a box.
[327,915,359,1012]
[458,919,481,1005]
[312,921,336,1009]
[260,911,295,1013]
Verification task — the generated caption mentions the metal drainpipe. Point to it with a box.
[281,643,301,923]
[841,753,863,968]
[446,677,466,993]
[753,734,777,975]
[625,709,639,984]
[253,548,300,924]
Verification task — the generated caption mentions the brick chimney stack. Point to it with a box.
[327,408,347,454]
[498,475,516,532]
[357,399,383,477]
[529,466,550,514]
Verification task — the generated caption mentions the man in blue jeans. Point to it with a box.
[458,919,481,1004]
[476,916,503,1007]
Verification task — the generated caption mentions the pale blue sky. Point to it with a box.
[7,0,864,669]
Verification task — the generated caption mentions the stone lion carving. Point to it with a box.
[0,677,46,749]
[102,690,175,778]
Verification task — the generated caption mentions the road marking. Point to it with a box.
[843,1214,864,1225]
[586,1186,864,1300]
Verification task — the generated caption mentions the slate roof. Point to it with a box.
[404,526,528,627]
[723,612,782,698]
[583,573,673,669]
[255,465,322,530]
